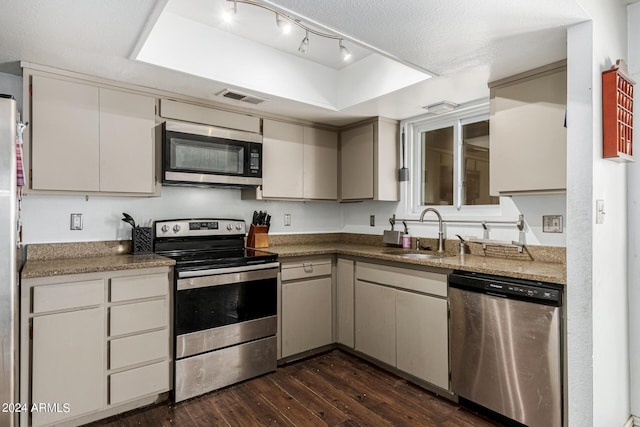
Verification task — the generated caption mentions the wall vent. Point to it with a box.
[216,89,266,105]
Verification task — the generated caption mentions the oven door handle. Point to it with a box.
[177,262,280,279]
[177,262,280,290]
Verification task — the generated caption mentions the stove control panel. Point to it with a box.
[154,219,246,237]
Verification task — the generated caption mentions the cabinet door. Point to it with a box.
[31,308,104,426]
[340,124,374,200]
[31,75,100,191]
[99,89,156,193]
[262,120,304,199]
[281,277,332,357]
[396,290,449,390]
[354,280,396,366]
[336,258,354,348]
[303,127,338,200]
[489,66,567,195]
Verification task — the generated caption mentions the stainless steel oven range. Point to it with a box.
[153,218,278,403]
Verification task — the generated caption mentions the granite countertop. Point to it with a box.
[21,237,565,285]
[21,253,175,279]
[269,243,566,285]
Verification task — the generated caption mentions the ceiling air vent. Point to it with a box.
[216,89,266,105]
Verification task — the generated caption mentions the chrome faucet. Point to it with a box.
[419,208,445,253]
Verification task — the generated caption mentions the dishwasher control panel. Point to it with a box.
[485,281,560,302]
[449,271,563,306]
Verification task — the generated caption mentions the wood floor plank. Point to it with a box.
[267,368,350,425]
[207,384,266,426]
[305,353,447,426]
[291,365,394,426]
[250,375,329,426]
[87,350,505,427]
[233,379,297,426]
[182,396,229,427]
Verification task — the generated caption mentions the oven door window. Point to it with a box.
[170,136,245,175]
[175,278,276,336]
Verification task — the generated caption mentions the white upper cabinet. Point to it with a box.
[31,76,101,192]
[489,61,567,195]
[29,74,157,195]
[244,119,338,201]
[159,99,260,133]
[340,117,399,201]
[303,126,338,200]
[99,88,156,193]
[261,119,305,199]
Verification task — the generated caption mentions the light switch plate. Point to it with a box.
[542,215,563,233]
[284,214,291,226]
[596,199,605,224]
[70,213,83,230]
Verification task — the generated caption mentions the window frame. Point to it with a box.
[402,100,500,216]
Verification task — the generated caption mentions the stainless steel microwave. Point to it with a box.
[161,120,263,187]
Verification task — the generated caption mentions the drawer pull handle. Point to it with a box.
[303,263,313,273]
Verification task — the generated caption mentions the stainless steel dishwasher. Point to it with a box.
[449,271,563,427]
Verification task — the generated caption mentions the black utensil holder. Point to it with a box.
[132,227,152,254]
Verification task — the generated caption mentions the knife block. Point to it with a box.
[247,224,269,248]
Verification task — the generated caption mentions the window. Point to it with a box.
[410,102,498,210]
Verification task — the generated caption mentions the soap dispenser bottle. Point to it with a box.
[402,221,411,248]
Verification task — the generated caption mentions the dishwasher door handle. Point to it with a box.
[486,291,507,298]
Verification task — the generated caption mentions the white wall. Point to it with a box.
[20,187,343,244]
[569,1,631,426]
[566,19,595,427]
[627,1,640,420]
[0,73,22,115]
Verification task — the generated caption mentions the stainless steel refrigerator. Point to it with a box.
[0,94,18,427]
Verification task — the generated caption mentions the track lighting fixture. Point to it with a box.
[225,0,353,61]
[222,0,237,23]
[339,39,352,61]
[298,31,309,54]
[276,14,292,34]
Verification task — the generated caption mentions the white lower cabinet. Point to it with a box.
[280,258,333,358]
[354,261,450,391]
[21,267,171,427]
[336,258,355,348]
[354,280,397,366]
[396,289,449,389]
[31,307,104,427]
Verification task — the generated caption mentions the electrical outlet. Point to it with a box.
[370,215,375,226]
[542,215,563,233]
[284,214,291,226]
[70,213,83,230]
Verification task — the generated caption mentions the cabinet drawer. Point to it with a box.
[110,299,168,336]
[33,279,103,313]
[356,262,447,297]
[281,259,331,281]
[110,273,168,302]
[109,360,170,405]
[110,329,169,370]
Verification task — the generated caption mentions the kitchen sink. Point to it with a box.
[381,249,454,259]
[398,252,453,260]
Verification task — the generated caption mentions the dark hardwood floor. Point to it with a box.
[90,350,503,426]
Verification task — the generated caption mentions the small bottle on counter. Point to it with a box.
[402,233,412,248]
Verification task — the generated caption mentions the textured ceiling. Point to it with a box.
[0,0,591,125]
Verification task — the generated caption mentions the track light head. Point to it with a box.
[298,31,309,54]
[276,14,292,35]
[222,0,237,23]
[339,40,352,61]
